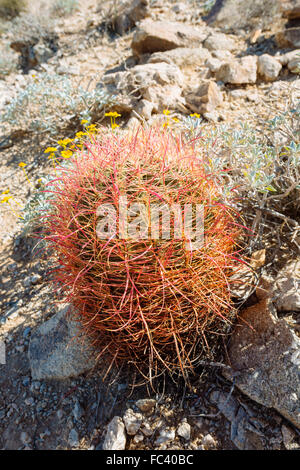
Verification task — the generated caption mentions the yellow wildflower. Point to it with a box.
[75,131,87,139]
[58,138,73,147]
[190,113,201,118]
[1,194,23,218]
[44,147,58,153]
[19,162,26,168]
[1,196,11,203]
[105,111,121,130]
[81,119,89,124]
[61,150,73,159]
[105,112,121,118]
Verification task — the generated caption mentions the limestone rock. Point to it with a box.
[272,259,300,312]
[103,62,184,92]
[201,434,217,448]
[212,49,233,61]
[103,417,127,450]
[135,99,154,120]
[148,47,211,67]
[204,32,237,51]
[224,298,300,428]
[185,80,223,114]
[123,409,143,435]
[177,420,191,440]
[278,49,300,66]
[206,57,223,73]
[144,84,186,112]
[103,62,184,113]
[131,20,208,55]
[135,399,156,414]
[288,56,300,73]
[28,304,97,380]
[216,56,257,84]
[257,54,282,81]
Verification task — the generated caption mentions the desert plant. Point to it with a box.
[0,0,26,18]
[0,73,116,134]
[43,127,245,383]
[50,0,78,16]
[181,105,300,252]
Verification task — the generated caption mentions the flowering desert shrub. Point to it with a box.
[44,127,245,382]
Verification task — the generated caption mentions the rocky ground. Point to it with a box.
[0,0,299,450]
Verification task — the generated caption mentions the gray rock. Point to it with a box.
[177,419,191,440]
[103,416,126,450]
[140,421,153,436]
[212,49,233,61]
[272,259,300,312]
[224,298,300,428]
[20,432,31,445]
[131,19,208,55]
[278,49,300,66]
[133,433,144,443]
[103,62,184,93]
[123,408,143,435]
[135,398,156,414]
[28,304,97,380]
[209,389,265,449]
[148,47,211,67]
[135,99,154,120]
[73,400,84,421]
[257,54,282,82]
[288,56,300,74]
[144,84,185,112]
[185,80,223,114]
[210,390,238,422]
[206,57,223,73]
[216,56,257,84]
[32,42,54,65]
[155,427,176,446]
[201,434,216,448]
[204,32,236,52]
[281,424,299,450]
[68,428,79,448]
